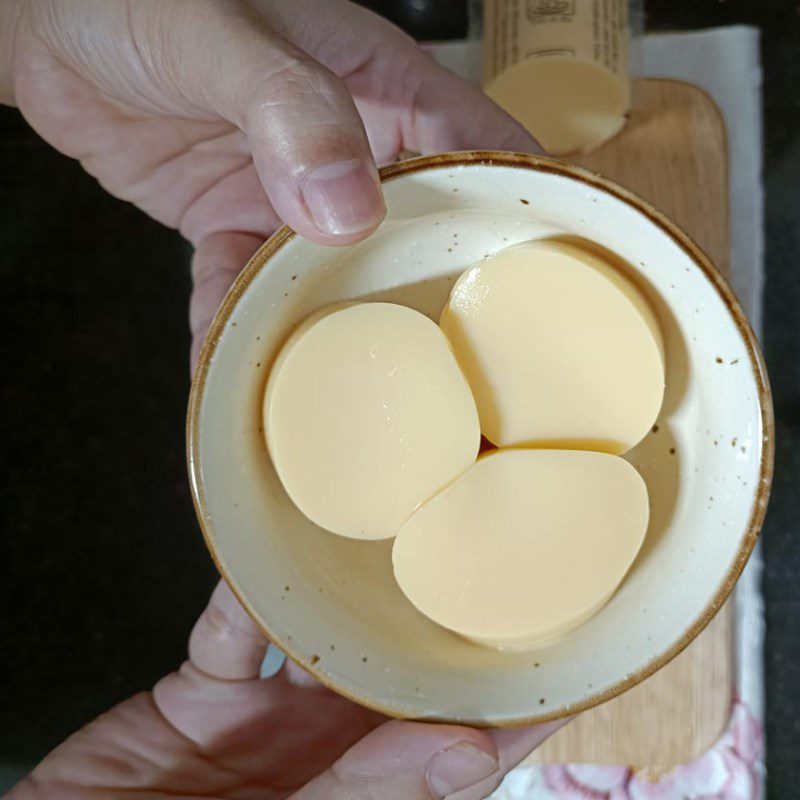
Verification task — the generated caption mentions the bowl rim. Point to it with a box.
[186,150,774,727]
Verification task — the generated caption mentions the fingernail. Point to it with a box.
[425,741,500,799]
[300,158,386,236]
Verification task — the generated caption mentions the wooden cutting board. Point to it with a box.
[524,79,733,770]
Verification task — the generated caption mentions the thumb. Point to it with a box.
[172,0,385,243]
[235,38,387,244]
[128,0,387,244]
[292,717,566,800]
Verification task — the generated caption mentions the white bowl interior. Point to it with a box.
[191,158,766,724]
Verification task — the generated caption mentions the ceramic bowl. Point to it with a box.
[187,151,772,726]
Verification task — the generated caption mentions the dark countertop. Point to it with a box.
[1,1,797,795]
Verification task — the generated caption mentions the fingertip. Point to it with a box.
[189,231,263,375]
[296,718,515,799]
[297,156,386,244]
[492,716,573,770]
[495,115,546,155]
[406,60,545,156]
[188,581,267,681]
[425,737,500,799]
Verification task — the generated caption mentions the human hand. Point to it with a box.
[10,580,565,799]
[11,182,565,798]
[5,6,554,796]
[5,0,538,361]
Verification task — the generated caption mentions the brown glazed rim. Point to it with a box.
[187,150,775,728]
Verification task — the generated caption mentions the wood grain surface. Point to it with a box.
[525,79,733,769]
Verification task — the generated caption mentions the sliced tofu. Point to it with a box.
[440,239,664,454]
[393,449,649,648]
[264,302,480,539]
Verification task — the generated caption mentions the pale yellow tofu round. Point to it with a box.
[485,57,628,156]
[264,302,480,540]
[392,449,649,649]
[440,239,664,454]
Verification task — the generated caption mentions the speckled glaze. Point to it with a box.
[187,152,773,727]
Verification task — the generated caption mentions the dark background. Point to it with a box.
[1,0,797,794]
